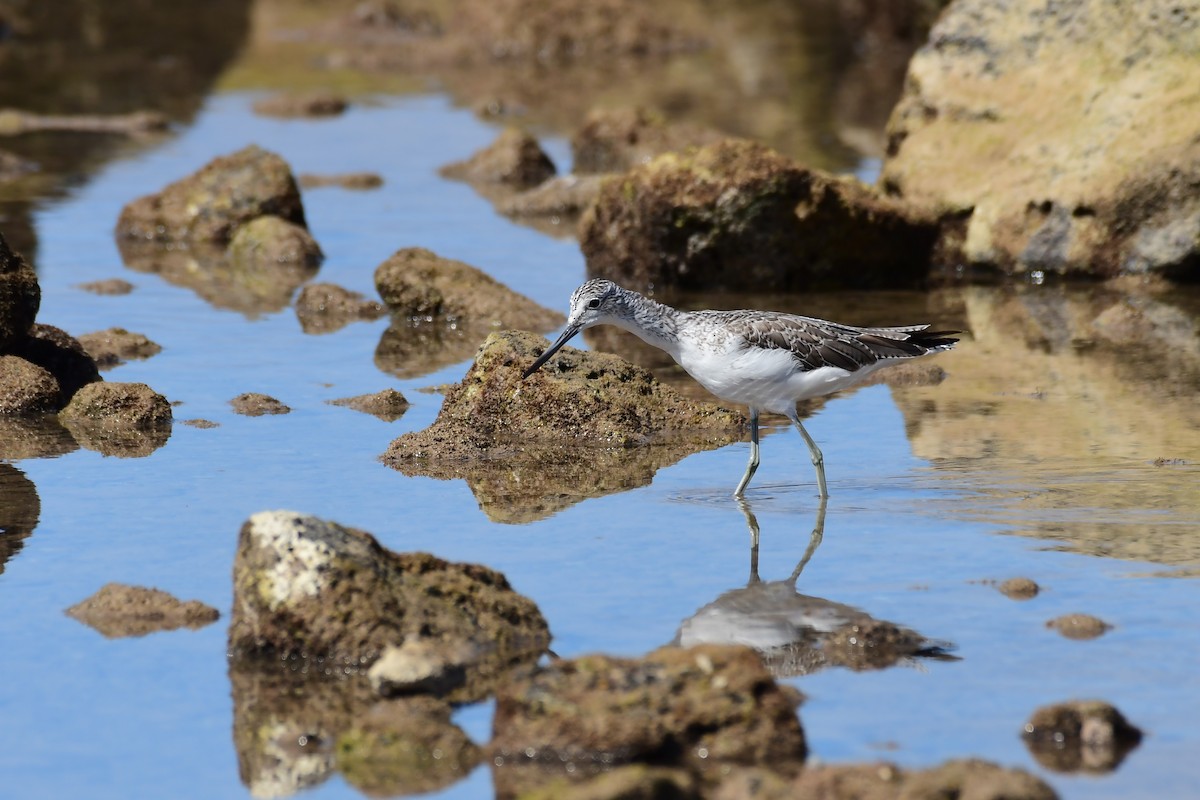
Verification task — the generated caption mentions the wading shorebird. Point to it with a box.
[522,279,958,499]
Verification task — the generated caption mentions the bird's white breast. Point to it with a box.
[674,329,882,415]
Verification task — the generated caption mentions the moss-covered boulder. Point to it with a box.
[115,145,307,244]
[489,644,806,786]
[0,355,60,414]
[8,323,101,403]
[381,330,746,520]
[58,381,172,457]
[227,510,549,690]
[580,139,937,292]
[374,247,562,330]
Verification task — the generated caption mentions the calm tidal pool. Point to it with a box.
[0,90,1197,800]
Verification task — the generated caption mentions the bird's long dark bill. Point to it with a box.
[522,325,581,378]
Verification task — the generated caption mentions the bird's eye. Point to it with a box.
[587,298,601,309]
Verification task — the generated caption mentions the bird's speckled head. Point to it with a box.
[565,278,624,329]
[522,278,629,378]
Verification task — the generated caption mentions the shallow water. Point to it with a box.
[0,88,1199,800]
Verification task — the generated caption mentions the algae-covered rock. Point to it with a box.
[381,330,745,519]
[386,328,743,458]
[1023,700,1143,773]
[230,392,291,416]
[9,323,102,403]
[439,127,556,189]
[115,145,307,244]
[374,247,563,330]
[712,759,1057,800]
[0,355,60,414]
[58,381,172,457]
[580,138,936,292]
[0,232,40,350]
[65,583,219,638]
[60,381,171,428]
[490,644,807,779]
[227,511,549,687]
[897,758,1058,800]
[882,0,1200,281]
[517,765,699,800]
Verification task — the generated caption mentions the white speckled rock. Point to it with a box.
[228,510,549,692]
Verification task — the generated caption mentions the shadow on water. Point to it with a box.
[675,498,956,676]
[894,284,1200,569]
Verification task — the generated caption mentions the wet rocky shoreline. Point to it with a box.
[1,0,1196,798]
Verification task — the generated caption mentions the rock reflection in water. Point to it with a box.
[374,320,488,380]
[675,500,954,676]
[897,284,1200,567]
[117,239,318,318]
[0,462,40,575]
[230,664,480,799]
[399,440,736,525]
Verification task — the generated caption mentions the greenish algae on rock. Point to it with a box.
[580,138,937,292]
[489,644,806,798]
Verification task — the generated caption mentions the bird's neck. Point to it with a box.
[613,288,686,356]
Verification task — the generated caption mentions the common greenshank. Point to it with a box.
[522,279,958,498]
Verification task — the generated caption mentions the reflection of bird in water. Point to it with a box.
[523,279,958,498]
[673,500,955,677]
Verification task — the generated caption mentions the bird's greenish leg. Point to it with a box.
[789,413,829,499]
[733,408,760,498]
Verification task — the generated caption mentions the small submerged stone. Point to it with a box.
[77,327,162,371]
[65,583,219,638]
[327,388,409,421]
[77,278,135,295]
[998,577,1040,600]
[1045,613,1111,640]
[230,392,291,416]
[298,172,383,190]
